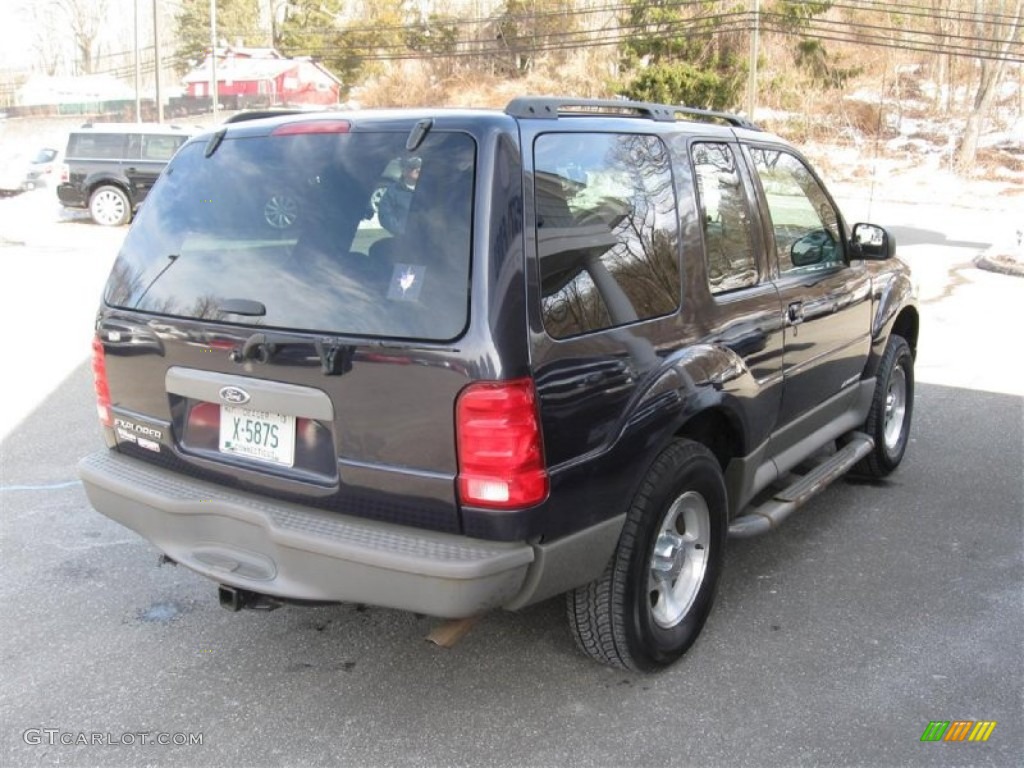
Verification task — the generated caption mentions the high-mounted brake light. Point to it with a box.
[456,379,549,510]
[271,120,352,136]
[91,336,112,427]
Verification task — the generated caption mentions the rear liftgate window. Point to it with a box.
[533,133,681,339]
[105,128,476,342]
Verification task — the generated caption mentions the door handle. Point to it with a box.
[787,301,804,325]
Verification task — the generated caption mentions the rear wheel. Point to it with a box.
[89,185,131,226]
[567,440,727,671]
[856,334,914,477]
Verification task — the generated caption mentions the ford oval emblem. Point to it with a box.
[219,386,251,405]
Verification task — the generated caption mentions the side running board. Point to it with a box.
[728,433,874,538]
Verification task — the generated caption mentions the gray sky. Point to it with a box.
[1,0,36,69]
[1,0,179,73]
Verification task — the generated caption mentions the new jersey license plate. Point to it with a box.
[219,405,296,467]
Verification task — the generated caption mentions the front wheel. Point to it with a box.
[567,440,727,671]
[856,334,915,477]
[89,185,131,226]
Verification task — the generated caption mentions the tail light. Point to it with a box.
[188,401,220,431]
[91,336,112,427]
[59,163,70,184]
[456,378,548,509]
[271,120,351,136]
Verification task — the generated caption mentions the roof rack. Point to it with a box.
[77,121,190,132]
[504,96,761,131]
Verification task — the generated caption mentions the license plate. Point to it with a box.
[219,405,296,467]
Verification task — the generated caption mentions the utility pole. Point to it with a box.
[210,0,218,120]
[746,0,760,119]
[153,0,163,122]
[134,0,141,121]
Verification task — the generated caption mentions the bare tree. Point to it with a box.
[928,0,955,113]
[24,1,68,75]
[54,0,110,74]
[956,0,1024,172]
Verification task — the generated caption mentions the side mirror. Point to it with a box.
[791,229,833,267]
[851,222,896,260]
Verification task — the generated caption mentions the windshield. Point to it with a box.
[32,148,58,164]
[105,128,476,341]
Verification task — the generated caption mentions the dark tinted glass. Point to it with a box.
[105,130,475,341]
[692,142,758,294]
[534,133,680,339]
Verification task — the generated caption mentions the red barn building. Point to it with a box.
[183,47,341,107]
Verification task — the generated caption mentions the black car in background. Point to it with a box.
[57,123,191,226]
[78,98,918,671]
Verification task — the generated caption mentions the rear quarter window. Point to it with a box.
[533,132,681,339]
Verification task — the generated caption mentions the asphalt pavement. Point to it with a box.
[1,194,1022,767]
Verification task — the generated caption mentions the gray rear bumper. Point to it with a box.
[78,451,534,618]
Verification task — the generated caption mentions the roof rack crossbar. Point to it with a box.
[674,105,761,131]
[506,96,676,122]
[504,96,761,131]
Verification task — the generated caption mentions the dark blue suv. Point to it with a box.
[79,98,918,670]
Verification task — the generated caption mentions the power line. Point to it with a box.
[774,8,1024,47]
[259,0,1023,38]
[292,9,753,55]
[831,0,1024,26]
[263,13,1024,65]
[72,1,1024,80]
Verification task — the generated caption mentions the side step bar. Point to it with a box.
[728,433,874,538]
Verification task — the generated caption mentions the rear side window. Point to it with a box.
[534,133,680,339]
[105,129,475,341]
[692,142,758,294]
[67,133,126,159]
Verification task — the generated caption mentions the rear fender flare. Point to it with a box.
[86,173,133,203]
[618,343,754,468]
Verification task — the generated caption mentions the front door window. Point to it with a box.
[749,148,843,275]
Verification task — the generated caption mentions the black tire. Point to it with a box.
[89,185,131,227]
[566,440,727,671]
[856,334,914,478]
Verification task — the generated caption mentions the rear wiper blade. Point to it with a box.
[205,128,226,158]
[217,298,266,316]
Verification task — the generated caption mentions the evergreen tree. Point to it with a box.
[275,0,345,62]
[495,0,579,77]
[619,0,747,109]
[174,0,264,74]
